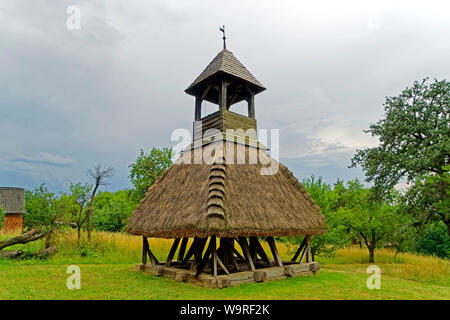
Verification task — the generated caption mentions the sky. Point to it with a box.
[1,0,449,193]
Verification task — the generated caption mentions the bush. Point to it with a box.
[417,222,450,258]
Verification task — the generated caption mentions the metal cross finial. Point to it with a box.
[219,25,226,49]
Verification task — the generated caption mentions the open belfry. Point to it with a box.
[126,30,327,288]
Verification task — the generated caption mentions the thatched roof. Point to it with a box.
[185,49,266,96]
[126,141,327,238]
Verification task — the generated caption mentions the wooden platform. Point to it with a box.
[136,260,320,288]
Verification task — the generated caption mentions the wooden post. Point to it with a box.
[219,80,229,111]
[254,237,270,265]
[195,96,202,120]
[291,236,307,262]
[306,235,312,263]
[247,93,255,118]
[237,237,255,271]
[196,238,213,276]
[267,236,283,267]
[142,236,148,265]
[183,237,200,264]
[143,237,159,266]
[190,238,207,272]
[165,238,181,267]
[177,238,189,262]
[211,236,217,277]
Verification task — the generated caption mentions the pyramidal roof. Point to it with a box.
[126,142,327,239]
[185,49,266,95]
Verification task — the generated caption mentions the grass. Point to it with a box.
[0,230,449,299]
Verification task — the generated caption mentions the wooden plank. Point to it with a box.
[165,238,180,267]
[291,237,306,262]
[237,237,255,271]
[267,236,283,267]
[177,238,189,262]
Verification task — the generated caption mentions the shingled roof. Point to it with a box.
[126,141,327,239]
[185,49,266,96]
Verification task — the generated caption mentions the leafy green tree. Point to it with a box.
[68,183,93,241]
[92,190,137,232]
[351,78,449,196]
[301,176,350,258]
[417,221,450,258]
[24,184,71,247]
[128,147,174,200]
[403,165,449,235]
[335,181,404,263]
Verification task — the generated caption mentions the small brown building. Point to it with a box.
[0,187,25,233]
[126,40,327,287]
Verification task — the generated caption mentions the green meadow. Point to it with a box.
[0,230,448,300]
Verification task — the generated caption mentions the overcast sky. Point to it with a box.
[1,0,449,193]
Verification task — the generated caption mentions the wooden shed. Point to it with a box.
[0,187,25,233]
[126,41,327,288]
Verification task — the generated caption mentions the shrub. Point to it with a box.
[417,222,450,258]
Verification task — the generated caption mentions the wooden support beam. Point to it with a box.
[306,235,312,263]
[215,251,230,275]
[237,237,255,271]
[142,236,148,265]
[201,84,212,101]
[211,236,217,277]
[196,238,213,277]
[231,246,245,261]
[249,237,258,262]
[183,237,200,264]
[253,237,270,265]
[165,238,180,267]
[190,238,207,272]
[177,238,189,262]
[247,93,255,119]
[143,237,159,266]
[267,236,283,267]
[291,237,307,262]
[195,96,202,121]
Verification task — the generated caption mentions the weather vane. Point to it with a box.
[219,25,226,49]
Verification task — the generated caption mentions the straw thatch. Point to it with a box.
[126,141,327,238]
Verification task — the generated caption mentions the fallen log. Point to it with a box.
[0,228,46,250]
[0,249,24,259]
[31,246,58,259]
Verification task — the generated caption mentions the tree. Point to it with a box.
[417,221,450,258]
[336,182,403,263]
[92,190,137,232]
[403,165,449,235]
[85,164,113,240]
[68,183,92,241]
[128,148,173,200]
[351,78,449,195]
[24,184,68,248]
[301,176,350,259]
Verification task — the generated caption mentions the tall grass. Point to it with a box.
[1,229,448,285]
[320,246,449,285]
